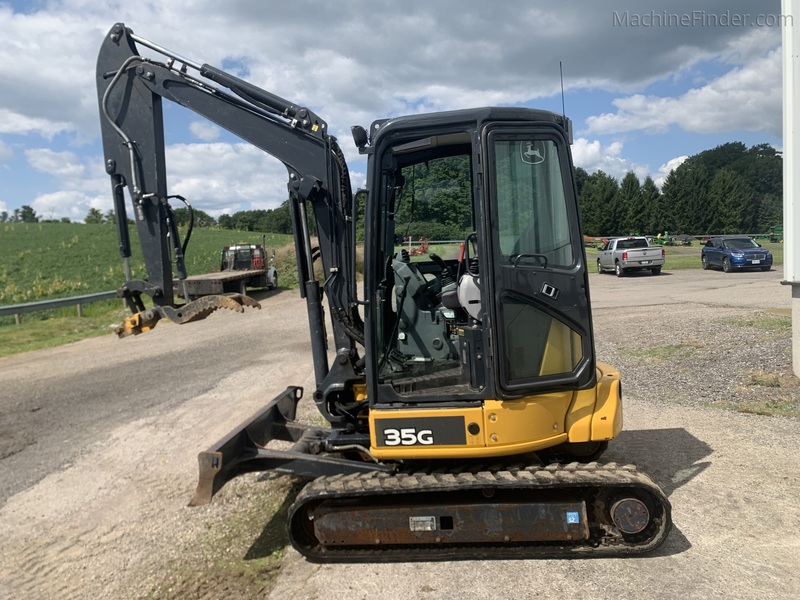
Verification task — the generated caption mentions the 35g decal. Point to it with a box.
[383,428,434,446]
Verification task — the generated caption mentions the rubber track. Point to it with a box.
[288,462,672,562]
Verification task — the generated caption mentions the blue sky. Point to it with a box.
[0,0,784,222]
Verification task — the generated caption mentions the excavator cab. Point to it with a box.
[365,118,593,407]
[352,111,608,465]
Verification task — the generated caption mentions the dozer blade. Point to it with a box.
[115,294,261,337]
[189,386,392,507]
[287,463,672,562]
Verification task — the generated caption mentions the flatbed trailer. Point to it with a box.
[174,243,278,300]
[173,268,271,299]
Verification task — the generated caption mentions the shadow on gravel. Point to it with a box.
[244,477,305,560]
[246,288,288,302]
[606,427,714,557]
[610,271,674,278]
[609,427,713,497]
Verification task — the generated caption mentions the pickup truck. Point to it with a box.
[596,237,665,276]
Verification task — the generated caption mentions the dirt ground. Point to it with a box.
[0,269,798,599]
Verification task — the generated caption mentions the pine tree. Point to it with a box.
[655,170,679,235]
[640,176,661,236]
[709,169,751,234]
[579,171,619,236]
[19,205,39,223]
[756,193,782,233]
[616,171,642,234]
[662,161,709,234]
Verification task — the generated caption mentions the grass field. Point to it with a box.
[0,224,785,355]
[0,222,293,305]
[0,222,293,354]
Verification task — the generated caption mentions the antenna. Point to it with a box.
[559,61,572,143]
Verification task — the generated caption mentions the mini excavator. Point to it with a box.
[97,23,671,562]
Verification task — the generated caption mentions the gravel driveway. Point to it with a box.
[0,268,798,599]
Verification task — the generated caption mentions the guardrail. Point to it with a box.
[0,291,118,325]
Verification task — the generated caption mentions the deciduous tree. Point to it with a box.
[19,205,38,223]
[85,208,104,224]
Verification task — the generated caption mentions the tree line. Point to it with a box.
[4,140,782,239]
[198,140,782,238]
[0,205,68,223]
[578,142,782,237]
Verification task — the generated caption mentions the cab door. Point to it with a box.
[482,126,595,396]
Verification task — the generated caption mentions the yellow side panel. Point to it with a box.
[590,361,622,441]
[367,363,621,460]
[565,386,597,443]
[564,361,622,443]
[369,393,572,460]
[369,406,485,460]
[482,395,570,447]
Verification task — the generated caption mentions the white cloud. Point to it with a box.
[0,139,11,162]
[32,189,107,223]
[0,109,74,138]
[189,121,221,141]
[654,155,689,187]
[164,142,289,215]
[571,138,649,182]
[23,147,111,220]
[573,143,690,188]
[0,7,108,139]
[26,148,85,179]
[0,0,784,218]
[586,48,781,137]
[2,1,780,146]
[20,142,294,221]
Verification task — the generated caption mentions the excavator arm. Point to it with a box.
[97,24,363,410]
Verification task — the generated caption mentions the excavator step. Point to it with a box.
[287,463,671,562]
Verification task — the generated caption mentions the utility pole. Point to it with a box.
[783,0,800,375]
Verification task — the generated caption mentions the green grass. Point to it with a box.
[0,222,294,353]
[622,342,704,364]
[748,372,782,387]
[0,300,128,357]
[716,398,799,418]
[724,313,792,333]
[0,222,292,306]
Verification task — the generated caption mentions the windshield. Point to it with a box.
[616,238,648,249]
[723,238,759,250]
